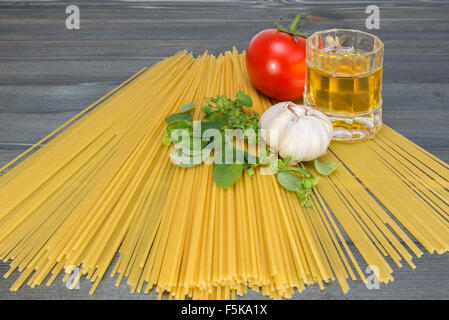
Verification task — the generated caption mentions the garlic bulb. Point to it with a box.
[259,102,333,162]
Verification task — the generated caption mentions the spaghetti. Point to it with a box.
[0,49,448,299]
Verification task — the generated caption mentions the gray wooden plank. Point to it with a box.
[0,111,77,144]
[1,15,448,42]
[0,83,127,113]
[0,145,29,165]
[2,56,448,85]
[0,244,447,300]
[0,2,448,42]
[1,39,448,58]
[2,81,447,113]
[0,59,159,85]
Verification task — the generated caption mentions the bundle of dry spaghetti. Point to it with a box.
[0,49,448,299]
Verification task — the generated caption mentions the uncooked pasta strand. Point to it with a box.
[0,49,448,299]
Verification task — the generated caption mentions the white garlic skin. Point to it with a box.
[259,102,333,162]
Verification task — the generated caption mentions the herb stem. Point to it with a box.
[288,13,302,33]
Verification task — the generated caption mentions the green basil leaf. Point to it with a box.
[162,135,171,146]
[276,171,302,192]
[177,162,200,168]
[212,138,235,165]
[165,113,192,124]
[199,120,225,135]
[181,140,203,157]
[203,111,216,119]
[269,160,280,174]
[180,103,196,113]
[166,120,190,132]
[236,91,253,107]
[283,156,292,165]
[169,149,201,168]
[286,166,313,177]
[303,176,319,190]
[243,150,259,165]
[301,199,311,207]
[211,114,228,126]
[212,164,243,189]
[314,159,340,176]
[166,122,190,142]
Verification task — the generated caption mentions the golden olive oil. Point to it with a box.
[305,50,383,140]
[306,53,382,114]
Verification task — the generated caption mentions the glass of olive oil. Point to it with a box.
[304,29,384,141]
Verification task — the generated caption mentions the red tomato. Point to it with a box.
[246,29,307,101]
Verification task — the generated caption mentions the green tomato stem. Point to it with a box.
[273,12,308,41]
[288,13,302,32]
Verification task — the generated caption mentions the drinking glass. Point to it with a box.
[304,29,384,141]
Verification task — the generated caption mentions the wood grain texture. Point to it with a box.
[0,0,448,300]
[0,243,447,300]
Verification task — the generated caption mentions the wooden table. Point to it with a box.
[0,0,448,300]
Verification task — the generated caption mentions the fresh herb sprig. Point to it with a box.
[202,91,259,143]
[163,92,339,207]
